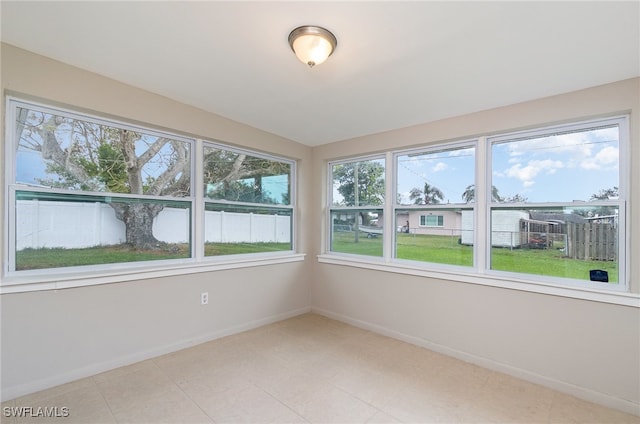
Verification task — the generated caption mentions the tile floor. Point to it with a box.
[2,313,639,423]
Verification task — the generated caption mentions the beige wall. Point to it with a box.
[310,78,640,413]
[0,44,313,399]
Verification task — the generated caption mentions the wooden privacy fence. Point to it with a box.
[566,222,617,261]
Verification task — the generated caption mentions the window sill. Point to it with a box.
[317,254,640,308]
[1,253,306,294]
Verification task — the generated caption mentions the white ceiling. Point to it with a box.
[2,1,639,146]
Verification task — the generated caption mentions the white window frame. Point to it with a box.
[2,97,301,293]
[201,140,296,258]
[327,154,386,259]
[390,140,477,270]
[321,117,633,304]
[485,116,628,292]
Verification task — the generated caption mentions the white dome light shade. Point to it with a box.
[288,26,337,68]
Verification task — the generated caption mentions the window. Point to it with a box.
[394,143,475,268]
[489,118,626,285]
[203,144,294,256]
[4,98,296,286]
[325,116,628,292]
[8,101,193,273]
[328,157,385,257]
[420,215,444,227]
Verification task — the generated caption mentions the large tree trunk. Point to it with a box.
[112,203,164,250]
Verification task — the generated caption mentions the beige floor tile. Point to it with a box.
[286,383,381,424]
[328,338,398,376]
[549,393,640,424]
[92,359,158,385]
[329,362,408,408]
[14,384,115,424]
[177,368,305,423]
[7,314,639,424]
[467,372,555,423]
[95,362,175,405]
[249,331,326,367]
[410,358,492,401]
[11,377,96,406]
[108,394,213,424]
[199,383,304,423]
[285,351,350,383]
[252,365,379,423]
[154,339,257,385]
[365,410,403,423]
[377,383,476,423]
[95,361,211,423]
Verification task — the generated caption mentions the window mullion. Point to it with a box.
[384,151,394,262]
[194,139,204,261]
[476,136,488,274]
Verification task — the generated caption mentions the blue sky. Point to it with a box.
[396,125,619,205]
[491,126,619,202]
[18,108,620,206]
[397,147,475,205]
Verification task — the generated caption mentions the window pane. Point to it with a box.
[491,125,619,203]
[420,215,444,227]
[204,203,292,256]
[15,191,191,270]
[331,159,385,207]
[203,146,291,205]
[397,146,475,205]
[490,207,619,283]
[395,209,473,267]
[15,106,191,197]
[330,210,383,257]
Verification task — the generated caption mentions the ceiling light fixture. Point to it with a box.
[288,25,337,68]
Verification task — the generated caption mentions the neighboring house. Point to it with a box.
[404,210,463,236]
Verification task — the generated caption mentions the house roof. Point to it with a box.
[529,212,586,224]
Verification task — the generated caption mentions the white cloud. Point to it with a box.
[505,159,564,186]
[580,146,619,170]
[505,133,594,168]
[432,162,448,172]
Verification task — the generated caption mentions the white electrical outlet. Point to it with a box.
[201,292,208,305]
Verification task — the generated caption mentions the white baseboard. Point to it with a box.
[311,306,640,417]
[1,306,311,402]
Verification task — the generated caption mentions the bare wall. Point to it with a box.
[310,78,640,414]
[0,44,313,400]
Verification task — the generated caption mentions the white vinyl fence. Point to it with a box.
[16,200,290,250]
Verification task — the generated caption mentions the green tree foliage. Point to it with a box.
[586,186,620,218]
[410,182,444,205]
[203,148,290,205]
[461,184,503,203]
[590,186,619,200]
[332,161,385,206]
[503,193,528,203]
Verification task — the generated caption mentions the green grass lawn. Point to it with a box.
[204,242,291,256]
[17,233,617,284]
[16,244,190,270]
[16,242,291,270]
[332,231,618,283]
